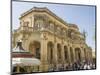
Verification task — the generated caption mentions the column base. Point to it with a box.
[39,64,49,72]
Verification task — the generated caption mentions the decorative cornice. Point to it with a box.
[68,23,79,30]
[19,7,68,27]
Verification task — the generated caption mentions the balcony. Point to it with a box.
[18,26,33,33]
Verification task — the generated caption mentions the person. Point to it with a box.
[83,63,88,69]
[87,63,91,69]
[53,64,57,71]
[72,62,78,70]
[66,63,72,70]
[65,63,69,70]
[92,63,96,69]
[89,62,93,69]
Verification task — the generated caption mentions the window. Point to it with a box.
[57,44,62,63]
[50,47,53,63]
[34,20,44,30]
[64,46,68,61]
[49,23,54,31]
[23,21,29,27]
[57,27,61,35]
[68,30,72,38]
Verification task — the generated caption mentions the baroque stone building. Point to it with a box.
[12,7,92,72]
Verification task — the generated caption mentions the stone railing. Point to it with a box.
[18,26,33,32]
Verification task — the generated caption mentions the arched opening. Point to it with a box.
[29,41,41,59]
[64,46,68,62]
[57,43,62,63]
[84,48,86,61]
[75,48,81,62]
[47,42,54,64]
[70,47,74,63]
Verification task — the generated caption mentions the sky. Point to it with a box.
[12,1,96,51]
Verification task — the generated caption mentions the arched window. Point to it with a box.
[23,21,29,27]
[34,20,44,30]
[47,42,54,64]
[66,30,68,37]
[63,30,66,37]
[84,48,86,60]
[49,22,54,31]
[29,41,41,59]
[64,46,68,62]
[57,44,62,63]
[75,48,81,61]
[68,29,72,38]
[57,26,61,35]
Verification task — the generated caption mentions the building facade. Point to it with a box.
[12,7,92,72]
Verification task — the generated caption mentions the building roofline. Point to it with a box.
[68,23,79,30]
[19,7,68,26]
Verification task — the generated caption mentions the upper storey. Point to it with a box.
[15,7,85,42]
[20,7,68,27]
[19,7,79,30]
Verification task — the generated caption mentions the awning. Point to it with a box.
[12,57,41,66]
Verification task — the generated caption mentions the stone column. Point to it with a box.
[85,48,88,61]
[27,66,31,73]
[16,65,20,73]
[61,45,65,64]
[80,48,85,62]
[69,46,76,64]
[89,49,93,62]
[40,33,48,72]
[32,14,34,28]
[67,47,71,64]
[61,44,66,70]
[53,43,58,70]
[28,17,32,28]
[72,47,76,63]
[83,48,87,61]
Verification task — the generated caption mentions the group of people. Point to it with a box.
[48,60,96,72]
[67,60,96,70]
